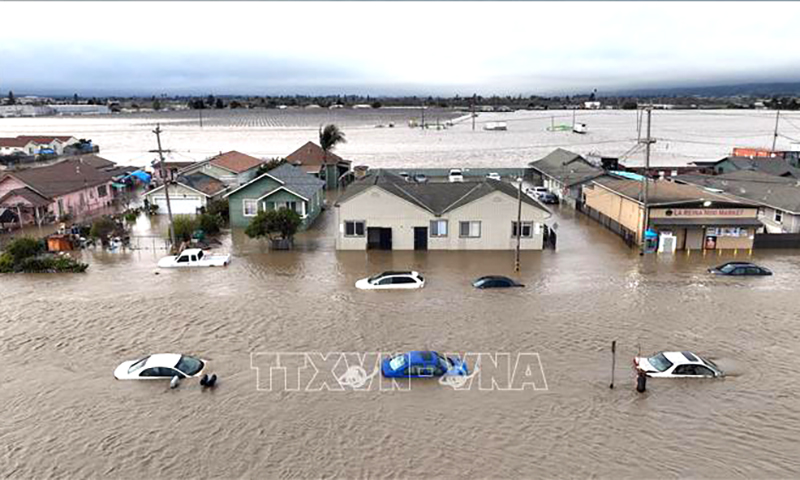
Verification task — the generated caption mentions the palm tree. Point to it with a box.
[319,124,347,192]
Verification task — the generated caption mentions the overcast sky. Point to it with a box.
[2,1,799,97]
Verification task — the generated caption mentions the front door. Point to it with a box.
[367,227,393,250]
[414,227,428,250]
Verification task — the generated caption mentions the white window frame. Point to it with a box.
[775,210,783,224]
[344,220,366,237]
[430,219,448,237]
[512,221,534,238]
[243,199,258,217]
[459,221,481,238]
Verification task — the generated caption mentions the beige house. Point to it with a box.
[335,171,552,250]
[583,175,762,251]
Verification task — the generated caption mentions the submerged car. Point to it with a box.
[486,172,502,181]
[537,192,559,204]
[114,354,206,380]
[634,351,723,378]
[472,275,524,289]
[382,351,468,378]
[413,173,428,183]
[448,169,464,183]
[708,262,772,276]
[158,248,230,268]
[355,271,425,290]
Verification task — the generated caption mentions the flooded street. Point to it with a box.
[2,206,800,478]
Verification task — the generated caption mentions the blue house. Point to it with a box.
[225,162,326,229]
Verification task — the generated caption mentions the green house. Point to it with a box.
[225,162,326,229]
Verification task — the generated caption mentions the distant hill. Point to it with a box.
[617,81,800,98]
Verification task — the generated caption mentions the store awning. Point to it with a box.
[651,217,763,227]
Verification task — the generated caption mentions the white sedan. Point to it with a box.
[114,354,207,380]
[355,271,425,290]
[158,248,230,268]
[634,351,723,378]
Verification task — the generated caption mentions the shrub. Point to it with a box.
[4,237,44,263]
[172,215,197,242]
[0,253,14,273]
[90,216,116,240]
[245,208,302,241]
[197,213,222,236]
[205,199,229,224]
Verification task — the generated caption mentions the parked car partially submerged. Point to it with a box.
[356,271,425,290]
[114,354,206,380]
[537,193,559,204]
[472,275,524,289]
[486,172,502,181]
[708,262,771,276]
[413,173,428,183]
[382,351,468,378]
[634,351,723,378]
[448,169,464,183]
[158,248,230,268]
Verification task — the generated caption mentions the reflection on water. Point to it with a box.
[2,206,800,477]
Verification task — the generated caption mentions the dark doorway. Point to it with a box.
[414,227,428,250]
[367,227,392,250]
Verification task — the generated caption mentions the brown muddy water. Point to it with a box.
[2,207,800,478]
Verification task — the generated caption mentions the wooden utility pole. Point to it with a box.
[609,340,617,389]
[199,109,204,129]
[471,94,476,131]
[515,178,522,272]
[772,110,780,152]
[640,107,653,255]
[152,124,176,249]
[421,103,425,129]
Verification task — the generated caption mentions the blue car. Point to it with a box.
[381,351,468,378]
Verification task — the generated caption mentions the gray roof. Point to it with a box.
[528,148,604,187]
[178,172,227,197]
[337,169,550,216]
[265,162,325,200]
[676,171,800,214]
[715,156,800,178]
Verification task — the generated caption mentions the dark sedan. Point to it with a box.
[708,262,772,276]
[472,275,524,289]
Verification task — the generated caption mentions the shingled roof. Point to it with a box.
[178,172,228,197]
[0,187,52,207]
[714,156,800,179]
[208,151,264,173]
[529,148,605,187]
[337,170,550,216]
[3,158,117,198]
[286,142,350,172]
[676,170,800,214]
[592,175,751,207]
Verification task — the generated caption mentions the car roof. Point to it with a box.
[144,353,182,368]
[180,248,203,255]
[408,351,440,364]
[717,261,757,268]
[477,275,513,281]
[379,270,416,276]
[662,351,705,365]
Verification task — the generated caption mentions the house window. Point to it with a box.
[344,221,365,237]
[430,220,448,237]
[243,199,258,217]
[775,210,784,223]
[275,201,298,213]
[97,185,108,197]
[512,221,534,238]
[459,221,481,238]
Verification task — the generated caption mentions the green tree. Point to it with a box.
[90,216,116,243]
[245,208,302,242]
[172,215,197,242]
[7,91,15,105]
[254,158,286,176]
[4,237,43,263]
[215,98,224,109]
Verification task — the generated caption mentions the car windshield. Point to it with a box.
[648,353,673,372]
[368,273,384,284]
[389,355,406,370]
[175,355,204,376]
[719,264,739,273]
[436,353,451,369]
[128,356,149,374]
[701,356,720,372]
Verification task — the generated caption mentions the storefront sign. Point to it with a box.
[667,208,745,217]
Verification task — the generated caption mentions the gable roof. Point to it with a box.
[208,151,264,173]
[16,135,75,144]
[529,148,604,187]
[0,137,34,148]
[224,162,324,199]
[285,141,350,171]
[4,158,117,198]
[0,187,52,207]
[61,154,116,170]
[675,170,800,214]
[337,169,551,216]
[714,156,800,179]
[592,175,752,207]
[178,172,228,197]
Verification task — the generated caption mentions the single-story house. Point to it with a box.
[143,172,227,215]
[16,136,79,155]
[583,174,762,251]
[0,137,37,156]
[182,151,264,187]
[225,162,326,229]
[0,156,118,225]
[675,170,800,234]
[152,161,197,183]
[335,170,552,250]
[285,141,352,190]
[528,148,605,207]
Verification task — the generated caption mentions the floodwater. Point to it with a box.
[2,108,799,169]
[2,205,800,478]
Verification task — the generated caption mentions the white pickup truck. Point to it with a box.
[158,248,231,268]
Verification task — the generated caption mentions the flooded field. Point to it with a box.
[2,109,799,169]
[2,206,800,478]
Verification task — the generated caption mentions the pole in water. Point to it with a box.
[609,340,616,389]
